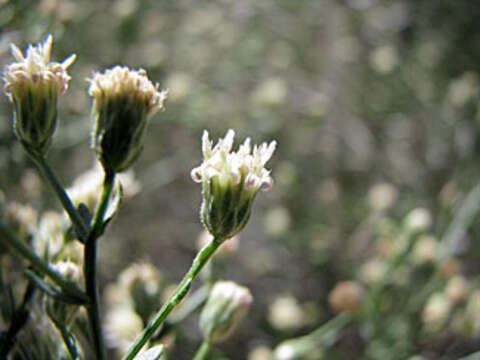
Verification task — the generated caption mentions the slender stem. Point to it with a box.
[0,222,87,302]
[193,341,211,360]
[169,284,210,323]
[33,156,89,241]
[0,281,36,357]
[123,238,222,360]
[83,169,115,360]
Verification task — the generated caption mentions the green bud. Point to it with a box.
[191,129,276,241]
[199,280,253,344]
[88,66,167,173]
[2,34,76,157]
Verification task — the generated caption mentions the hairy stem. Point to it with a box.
[122,238,222,360]
[83,169,115,360]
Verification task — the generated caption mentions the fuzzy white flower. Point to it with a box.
[87,66,167,117]
[191,129,276,240]
[191,129,276,192]
[88,66,168,172]
[2,34,76,156]
[3,34,76,99]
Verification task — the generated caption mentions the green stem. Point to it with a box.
[33,156,89,241]
[168,284,210,324]
[274,314,351,357]
[0,222,87,302]
[83,169,115,360]
[122,238,222,360]
[193,341,211,360]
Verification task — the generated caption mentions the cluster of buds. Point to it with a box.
[2,35,168,174]
[2,35,76,157]
[191,129,276,241]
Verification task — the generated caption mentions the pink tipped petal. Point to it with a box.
[190,167,203,182]
[261,177,273,192]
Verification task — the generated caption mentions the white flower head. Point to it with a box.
[87,66,167,118]
[191,129,277,240]
[88,66,168,172]
[2,34,76,156]
[191,129,276,192]
[3,34,76,100]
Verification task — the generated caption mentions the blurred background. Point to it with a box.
[2,0,480,359]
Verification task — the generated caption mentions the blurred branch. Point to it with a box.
[0,280,35,358]
[0,222,87,303]
[439,182,480,259]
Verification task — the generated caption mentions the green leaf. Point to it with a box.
[103,181,123,228]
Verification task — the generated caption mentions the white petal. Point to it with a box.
[238,137,251,155]
[222,129,235,153]
[202,130,212,158]
[61,54,77,69]
[9,43,24,62]
[42,34,53,62]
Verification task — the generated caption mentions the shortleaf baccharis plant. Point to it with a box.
[0,34,277,360]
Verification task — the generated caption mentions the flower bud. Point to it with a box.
[88,66,167,173]
[191,129,276,241]
[404,207,432,233]
[267,296,305,331]
[328,281,364,314]
[422,292,452,331]
[105,306,144,353]
[118,262,163,324]
[2,34,76,157]
[200,280,253,344]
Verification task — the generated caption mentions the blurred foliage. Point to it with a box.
[2,0,480,359]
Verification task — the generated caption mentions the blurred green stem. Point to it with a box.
[123,238,222,360]
[168,284,210,323]
[440,182,480,259]
[83,169,115,360]
[193,341,211,360]
[33,156,89,241]
[0,222,87,302]
[0,280,36,357]
[274,314,352,357]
